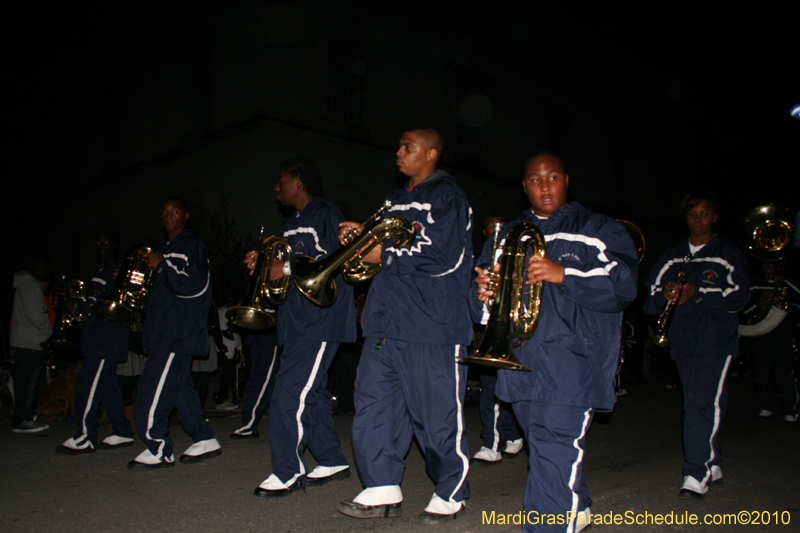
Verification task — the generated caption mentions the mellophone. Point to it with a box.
[226,201,416,330]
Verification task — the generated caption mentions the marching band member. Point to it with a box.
[57,231,135,454]
[644,191,749,498]
[473,153,637,532]
[338,129,473,523]
[230,327,279,439]
[472,215,524,464]
[252,157,356,496]
[128,197,221,469]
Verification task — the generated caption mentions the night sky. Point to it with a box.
[5,2,798,292]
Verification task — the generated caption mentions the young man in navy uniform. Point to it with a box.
[230,327,279,439]
[473,153,638,532]
[338,129,473,523]
[251,157,356,496]
[472,215,524,464]
[644,191,749,499]
[57,231,136,454]
[128,197,221,469]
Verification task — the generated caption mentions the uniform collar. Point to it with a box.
[407,169,450,191]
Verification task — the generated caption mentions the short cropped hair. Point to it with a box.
[409,128,444,155]
[163,195,189,212]
[678,190,720,216]
[281,157,323,198]
[524,151,566,175]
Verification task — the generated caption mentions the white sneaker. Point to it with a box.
[12,420,49,433]
[711,465,723,484]
[353,485,403,506]
[61,437,93,450]
[503,438,524,455]
[784,414,798,423]
[679,476,708,499]
[472,446,502,462]
[758,408,773,418]
[128,449,174,469]
[180,438,222,463]
[575,507,591,533]
[257,473,293,491]
[339,486,403,518]
[423,493,462,515]
[307,464,350,485]
[102,435,135,448]
[56,437,95,455]
[420,493,463,523]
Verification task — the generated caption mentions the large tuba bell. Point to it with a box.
[738,204,794,337]
[617,219,646,264]
[225,233,292,330]
[41,276,87,351]
[459,222,547,371]
[92,245,156,321]
[739,204,794,262]
[291,201,416,307]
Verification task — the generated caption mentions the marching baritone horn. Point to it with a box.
[226,231,292,330]
[459,222,548,371]
[291,201,416,307]
[92,245,156,322]
[41,276,87,351]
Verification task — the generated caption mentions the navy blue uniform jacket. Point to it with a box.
[471,202,638,411]
[143,229,212,356]
[361,170,474,346]
[75,261,130,363]
[644,235,749,358]
[279,196,356,345]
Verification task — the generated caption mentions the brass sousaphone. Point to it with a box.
[738,204,794,337]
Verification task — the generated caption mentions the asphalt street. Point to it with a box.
[1,376,798,533]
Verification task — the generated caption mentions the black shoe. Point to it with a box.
[230,431,259,440]
[338,500,402,519]
[678,476,708,500]
[678,488,705,500]
[306,467,351,486]
[179,439,222,463]
[127,459,175,470]
[419,509,460,524]
[128,450,175,470]
[253,479,301,498]
[99,435,135,449]
[55,444,96,456]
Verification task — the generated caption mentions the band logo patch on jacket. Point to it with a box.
[558,252,581,263]
[701,269,718,284]
[386,218,431,256]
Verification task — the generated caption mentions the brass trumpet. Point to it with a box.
[459,222,547,371]
[93,245,155,322]
[291,202,416,307]
[651,254,692,350]
[225,231,292,330]
[41,276,86,351]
